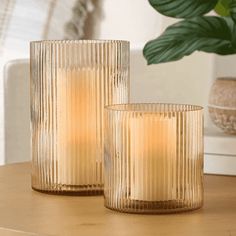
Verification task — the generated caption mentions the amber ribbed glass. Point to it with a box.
[30,40,129,195]
[104,103,203,213]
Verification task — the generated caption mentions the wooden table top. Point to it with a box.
[0,162,236,236]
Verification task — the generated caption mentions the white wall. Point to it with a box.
[214,55,236,78]
[98,0,162,49]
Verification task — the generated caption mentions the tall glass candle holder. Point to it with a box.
[104,103,203,213]
[30,40,129,195]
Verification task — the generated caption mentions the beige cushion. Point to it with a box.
[4,59,30,164]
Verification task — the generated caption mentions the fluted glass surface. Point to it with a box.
[104,103,203,213]
[30,40,129,195]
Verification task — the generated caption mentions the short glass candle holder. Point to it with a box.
[104,103,204,213]
[30,40,129,195]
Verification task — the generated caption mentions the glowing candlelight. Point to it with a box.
[57,68,99,186]
[130,115,177,201]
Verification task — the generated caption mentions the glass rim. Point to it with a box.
[30,39,130,45]
[105,103,203,113]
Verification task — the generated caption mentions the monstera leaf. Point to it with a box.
[143,16,236,64]
[148,0,218,18]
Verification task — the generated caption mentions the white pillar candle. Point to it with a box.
[130,115,177,201]
[57,68,99,186]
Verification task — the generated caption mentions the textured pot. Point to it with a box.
[208,77,236,134]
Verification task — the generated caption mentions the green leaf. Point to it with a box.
[143,16,236,65]
[148,0,218,18]
[214,0,231,16]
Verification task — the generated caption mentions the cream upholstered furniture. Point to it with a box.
[3,52,236,175]
[4,59,30,164]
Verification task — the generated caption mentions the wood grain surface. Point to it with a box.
[0,162,236,236]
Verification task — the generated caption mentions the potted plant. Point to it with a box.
[143,0,236,134]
